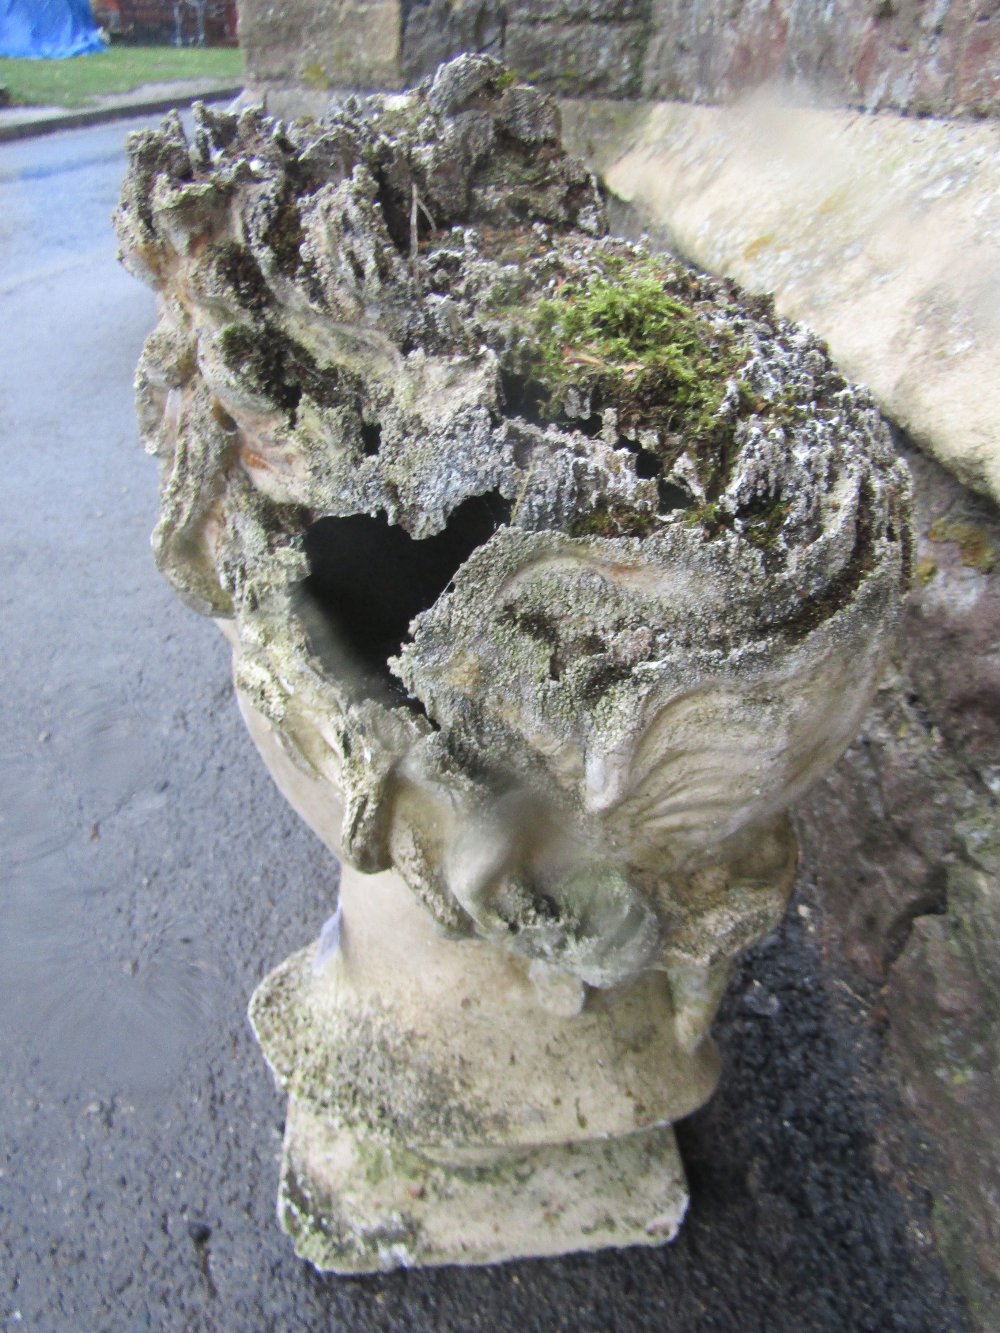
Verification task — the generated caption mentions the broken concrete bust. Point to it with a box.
[116,55,912,1271]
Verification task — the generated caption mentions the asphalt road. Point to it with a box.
[0,118,970,1332]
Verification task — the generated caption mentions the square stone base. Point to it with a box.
[278,1097,689,1272]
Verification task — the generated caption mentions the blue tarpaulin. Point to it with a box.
[0,0,106,59]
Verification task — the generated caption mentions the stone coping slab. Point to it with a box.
[561,96,1000,507]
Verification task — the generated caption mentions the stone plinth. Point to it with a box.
[252,862,696,1270]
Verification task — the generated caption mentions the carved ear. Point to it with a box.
[600,685,776,869]
[606,655,869,870]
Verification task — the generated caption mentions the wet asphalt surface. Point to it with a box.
[0,117,971,1331]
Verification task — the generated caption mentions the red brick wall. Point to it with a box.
[96,0,237,45]
[389,0,999,117]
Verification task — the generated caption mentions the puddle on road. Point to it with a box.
[55,678,161,818]
[1,853,217,1093]
[0,688,220,1097]
[0,753,75,866]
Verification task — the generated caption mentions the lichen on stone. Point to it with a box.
[117,54,912,990]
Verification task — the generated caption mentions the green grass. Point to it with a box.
[0,45,243,108]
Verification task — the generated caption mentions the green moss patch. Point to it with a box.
[567,501,655,540]
[497,256,748,495]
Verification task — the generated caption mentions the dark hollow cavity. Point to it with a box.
[296,492,510,703]
[657,479,691,511]
[634,448,660,479]
[570,412,604,439]
[360,421,382,456]
[499,368,547,427]
[499,369,607,440]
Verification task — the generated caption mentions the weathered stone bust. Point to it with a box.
[116,56,911,1271]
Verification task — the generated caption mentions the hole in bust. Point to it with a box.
[499,369,608,441]
[360,421,382,456]
[634,449,660,479]
[295,492,511,707]
[499,368,545,426]
[657,480,691,512]
[571,413,603,439]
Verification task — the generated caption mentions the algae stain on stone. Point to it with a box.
[915,555,938,585]
[301,61,332,91]
[928,518,997,572]
[742,231,777,262]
